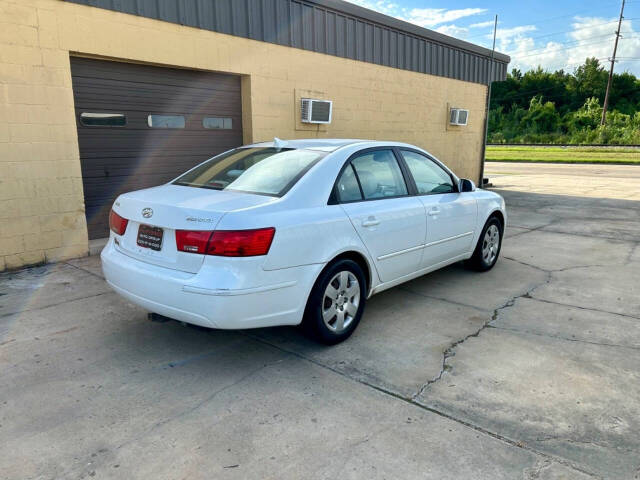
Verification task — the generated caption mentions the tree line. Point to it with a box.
[488,58,640,145]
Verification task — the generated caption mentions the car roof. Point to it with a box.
[246,138,381,152]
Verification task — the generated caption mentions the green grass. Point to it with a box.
[486,146,640,164]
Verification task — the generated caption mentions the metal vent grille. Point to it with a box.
[301,98,311,122]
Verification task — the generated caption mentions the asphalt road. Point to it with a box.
[1,163,639,479]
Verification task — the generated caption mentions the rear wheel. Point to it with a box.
[302,259,366,345]
[468,217,503,271]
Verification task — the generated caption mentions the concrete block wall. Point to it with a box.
[0,0,488,271]
[1,0,88,271]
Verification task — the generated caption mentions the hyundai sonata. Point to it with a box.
[101,139,506,344]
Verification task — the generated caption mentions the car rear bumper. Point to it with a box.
[101,239,323,329]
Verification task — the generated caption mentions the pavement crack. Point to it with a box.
[63,260,105,280]
[397,286,489,312]
[502,256,612,273]
[239,331,600,479]
[524,458,553,480]
[627,242,640,264]
[502,256,550,273]
[0,291,113,319]
[410,316,492,401]
[411,268,553,400]
[537,436,639,454]
[489,325,640,351]
[115,357,286,451]
[526,296,640,320]
[506,220,559,238]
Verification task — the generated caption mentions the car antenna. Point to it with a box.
[273,137,286,151]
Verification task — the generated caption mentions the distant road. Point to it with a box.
[485,162,640,201]
[488,144,640,149]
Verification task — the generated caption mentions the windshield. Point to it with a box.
[173,147,325,196]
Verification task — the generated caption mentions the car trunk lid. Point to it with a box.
[112,185,277,273]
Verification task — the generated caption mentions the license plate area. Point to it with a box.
[137,224,164,251]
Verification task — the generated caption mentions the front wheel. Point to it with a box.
[468,217,503,271]
[302,259,366,345]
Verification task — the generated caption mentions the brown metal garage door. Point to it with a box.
[70,57,243,239]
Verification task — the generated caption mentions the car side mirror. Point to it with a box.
[460,179,476,192]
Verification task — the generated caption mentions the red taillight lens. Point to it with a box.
[208,228,276,257]
[176,228,275,257]
[109,209,128,236]
[175,230,213,254]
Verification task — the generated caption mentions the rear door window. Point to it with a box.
[350,150,408,200]
[400,150,455,194]
[336,164,363,202]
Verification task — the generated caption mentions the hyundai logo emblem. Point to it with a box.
[142,208,153,218]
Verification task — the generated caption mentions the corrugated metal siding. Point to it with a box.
[64,0,509,84]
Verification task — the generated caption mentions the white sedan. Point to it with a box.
[101,139,506,344]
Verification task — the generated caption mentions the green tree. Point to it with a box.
[488,58,640,145]
[520,96,561,134]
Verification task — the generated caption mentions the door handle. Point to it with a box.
[362,217,380,227]
[428,208,441,216]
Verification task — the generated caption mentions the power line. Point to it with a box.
[509,38,617,59]
[464,1,629,40]
[517,17,640,42]
[504,33,616,57]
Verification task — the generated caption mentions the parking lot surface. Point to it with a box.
[1,162,639,479]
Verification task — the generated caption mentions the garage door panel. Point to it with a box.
[80,156,215,178]
[73,93,242,113]
[71,59,240,88]
[71,57,243,239]
[76,129,241,146]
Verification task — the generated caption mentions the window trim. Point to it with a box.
[330,147,413,205]
[395,147,460,195]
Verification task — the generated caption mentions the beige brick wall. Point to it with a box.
[0,0,488,271]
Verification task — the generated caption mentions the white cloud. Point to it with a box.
[341,1,486,30]
[340,0,402,16]
[434,24,470,39]
[403,8,487,28]
[469,20,495,29]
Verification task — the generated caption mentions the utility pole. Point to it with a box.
[601,0,625,125]
[479,15,498,187]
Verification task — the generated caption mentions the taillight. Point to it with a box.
[175,230,212,254]
[109,209,128,236]
[176,228,275,257]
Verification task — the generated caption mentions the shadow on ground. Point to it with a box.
[1,188,639,479]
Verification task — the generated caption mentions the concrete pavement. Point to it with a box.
[1,162,638,479]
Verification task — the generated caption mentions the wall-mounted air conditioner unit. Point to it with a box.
[449,108,469,126]
[301,98,333,124]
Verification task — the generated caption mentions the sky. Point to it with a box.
[344,0,640,76]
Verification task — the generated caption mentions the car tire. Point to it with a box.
[302,259,367,345]
[468,216,503,272]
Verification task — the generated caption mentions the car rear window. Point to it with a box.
[173,147,325,197]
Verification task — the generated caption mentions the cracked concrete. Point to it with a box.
[1,161,639,479]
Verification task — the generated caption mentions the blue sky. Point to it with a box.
[345,0,640,75]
